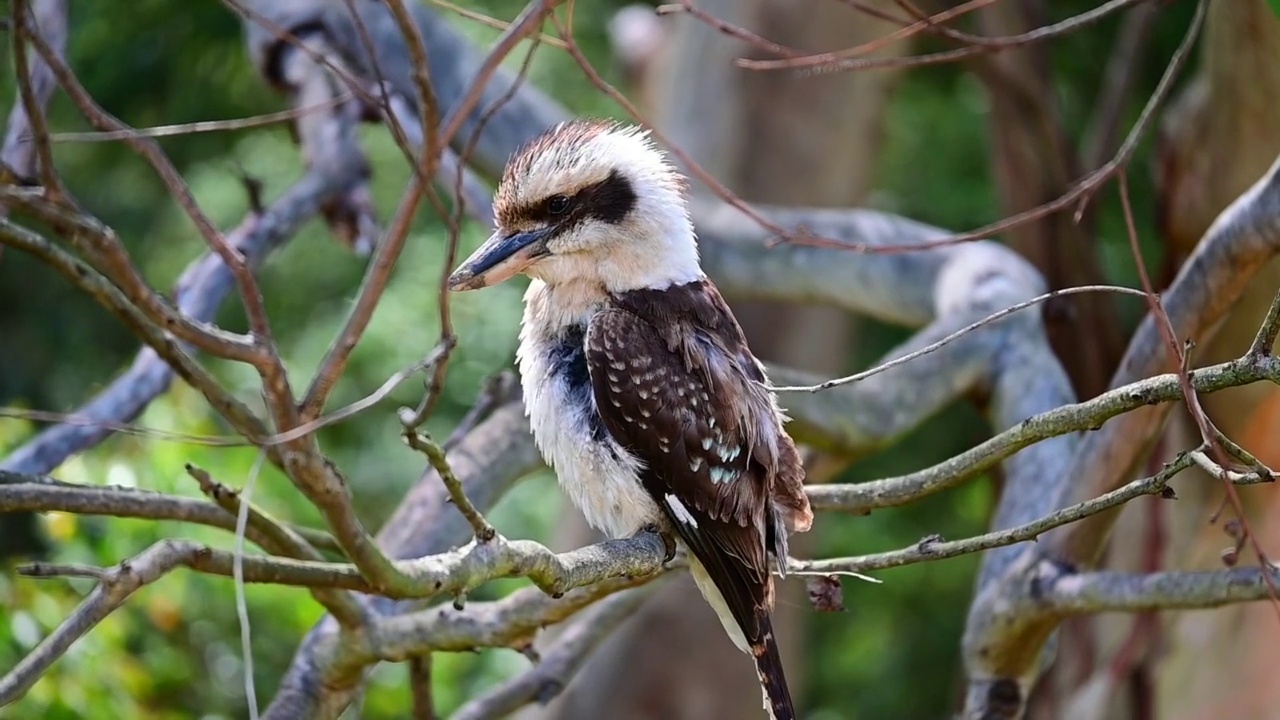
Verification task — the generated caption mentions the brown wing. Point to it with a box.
[585,281,808,640]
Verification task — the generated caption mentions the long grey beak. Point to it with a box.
[447,227,553,291]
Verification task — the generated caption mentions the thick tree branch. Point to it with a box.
[448,589,651,720]
[16,532,666,600]
[1033,565,1280,615]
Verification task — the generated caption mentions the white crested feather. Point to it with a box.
[519,123,703,293]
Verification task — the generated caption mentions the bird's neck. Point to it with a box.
[522,278,607,334]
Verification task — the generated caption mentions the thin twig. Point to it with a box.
[654,2,805,59]
[408,655,438,720]
[798,448,1274,576]
[234,452,267,720]
[774,0,1204,253]
[738,0,1147,72]
[403,431,497,542]
[0,472,341,553]
[1248,288,1280,357]
[431,0,569,48]
[1117,170,1280,615]
[46,97,351,142]
[8,0,65,198]
[773,285,1150,392]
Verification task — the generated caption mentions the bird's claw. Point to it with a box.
[639,523,677,563]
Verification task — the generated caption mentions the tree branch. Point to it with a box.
[1034,565,1280,615]
[1,42,370,476]
[0,471,336,553]
[0,540,209,705]
[798,446,1271,576]
[449,589,651,720]
[5,0,66,198]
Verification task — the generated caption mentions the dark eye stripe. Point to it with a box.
[508,170,637,228]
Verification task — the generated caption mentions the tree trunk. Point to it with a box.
[1034,3,1280,719]
[1143,2,1280,719]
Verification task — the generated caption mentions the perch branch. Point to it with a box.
[15,532,666,601]
[367,579,657,662]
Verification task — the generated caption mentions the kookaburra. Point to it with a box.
[447,119,813,719]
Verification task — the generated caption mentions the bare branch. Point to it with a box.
[21,13,286,367]
[185,464,365,626]
[1034,565,1280,615]
[1,42,369,476]
[46,96,350,142]
[773,285,1148,392]
[368,579,656,662]
[1,187,262,363]
[408,655,437,720]
[0,218,272,441]
[403,430,496,542]
[0,540,207,705]
[0,471,336,552]
[1249,287,1280,357]
[16,532,665,601]
[5,0,66,197]
[774,0,1204,253]
[738,0,1149,73]
[807,353,1280,513]
[800,447,1272,577]
[449,589,650,720]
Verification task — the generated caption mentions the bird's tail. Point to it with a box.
[751,614,796,720]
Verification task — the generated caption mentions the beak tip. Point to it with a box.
[446,270,472,292]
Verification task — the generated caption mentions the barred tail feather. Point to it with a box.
[752,614,796,720]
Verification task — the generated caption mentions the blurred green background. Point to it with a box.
[0,1,1192,718]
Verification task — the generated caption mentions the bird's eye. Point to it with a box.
[547,195,570,216]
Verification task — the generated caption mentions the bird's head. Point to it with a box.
[448,119,701,294]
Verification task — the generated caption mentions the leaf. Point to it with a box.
[1270,0,1280,18]
[805,574,846,613]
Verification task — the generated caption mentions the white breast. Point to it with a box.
[517,282,662,539]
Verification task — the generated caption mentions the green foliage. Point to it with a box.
[0,0,1189,718]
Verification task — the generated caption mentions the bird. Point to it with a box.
[447,118,813,720]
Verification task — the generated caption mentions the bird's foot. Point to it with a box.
[638,523,677,563]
